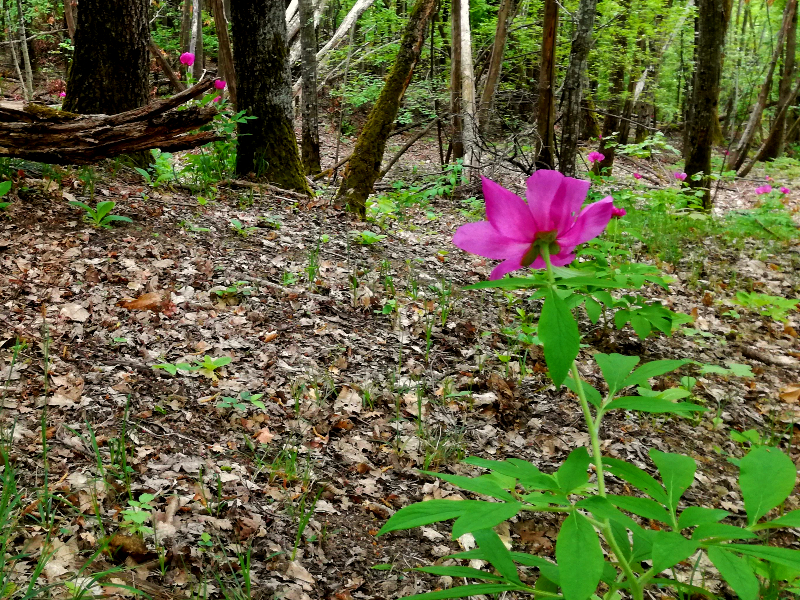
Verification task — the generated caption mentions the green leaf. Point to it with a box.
[691,523,758,541]
[629,313,652,338]
[463,457,559,491]
[402,584,519,600]
[594,353,640,396]
[707,546,759,600]
[726,544,800,570]
[377,500,476,535]
[465,277,546,290]
[651,531,699,573]
[554,447,591,494]
[452,502,522,539]
[152,364,178,375]
[607,495,671,523]
[423,472,515,501]
[538,287,580,387]
[760,509,800,529]
[739,446,796,525]
[414,566,506,581]
[555,512,604,600]
[576,496,644,533]
[69,200,92,212]
[608,519,632,562]
[677,506,729,529]
[650,450,695,513]
[604,397,706,414]
[622,359,691,388]
[101,215,133,225]
[0,180,12,196]
[603,458,667,504]
[584,297,602,324]
[592,290,613,306]
[472,527,521,584]
[95,201,116,220]
[564,377,602,408]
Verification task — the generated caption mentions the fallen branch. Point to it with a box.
[377,118,439,180]
[0,79,220,165]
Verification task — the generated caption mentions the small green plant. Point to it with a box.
[350,230,386,245]
[0,180,11,210]
[120,493,156,537]
[69,200,133,229]
[153,355,232,380]
[217,390,265,412]
[258,214,282,229]
[133,149,176,188]
[730,290,799,323]
[230,218,257,236]
[212,281,254,299]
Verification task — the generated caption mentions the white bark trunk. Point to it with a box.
[459,0,480,179]
[291,0,372,64]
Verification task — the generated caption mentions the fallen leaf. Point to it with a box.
[286,560,315,584]
[60,303,90,322]
[334,386,362,414]
[117,291,177,316]
[255,426,274,444]
[779,384,800,404]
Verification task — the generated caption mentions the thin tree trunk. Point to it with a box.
[595,5,629,175]
[5,5,26,100]
[332,21,356,181]
[211,0,237,107]
[307,0,375,65]
[727,1,791,171]
[288,0,331,63]
[231,0,310,193]
[149,41,186,92]
[449,0,464,160]
[684,0,729,210]
[477,0,514,134]
[536,0,558,168]
[759,0,797,160]
[64,0,75,40]
[559,0,600,176]
[15,0,33,100]
[191,0,204,80]
[741,77,800,176]
[724,0,746,136]
[300,0,322,174]
[460,0,480,179]
[335,0,437,217]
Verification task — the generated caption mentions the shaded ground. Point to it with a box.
[1,140,799,599]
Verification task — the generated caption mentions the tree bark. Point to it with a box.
[191,0,204,80]
[231,0,310,193]
[758,0,797,160]
[558,0,600,176]
[449,0,464,160]
[288,0,331,64]
[726,1,790,171]
[211,0,237,108]
[0,79,220,164]
[536,0,558,169]
[300,0,322,174]
[594,4,628,175]
[64,0,76,40]
[459,0,480,179]
[63,0,150,115]
[684,0,730,210]
[335,0,437,217]
[477,0,515,135]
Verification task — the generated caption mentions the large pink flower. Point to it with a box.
[180,52,195,66]
[453,171,614,280]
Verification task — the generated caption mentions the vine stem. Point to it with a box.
[539,247,643,600]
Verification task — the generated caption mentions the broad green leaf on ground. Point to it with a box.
[739,446,796,525]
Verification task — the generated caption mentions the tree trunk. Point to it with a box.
[300,0,322,174]
[726,1,790,171]
[684,0,729,210]
[335,0,437,217]
[15,0,33,100]
[191,0,204,80]
[211,0,237,107]
[302,0,375,65]
[63,0,150,115]
[288,0,331,64]
[594,19,627,175]
[758,0,797,160]
[536,0,558,169]
[477,0,514,134]
[558,0,600,176]
[231,0,310,193]
[459,0,480,179]
[449,0,464,160]
[149,41,186,92]
[64,0,76,40]
[180,0,192,73]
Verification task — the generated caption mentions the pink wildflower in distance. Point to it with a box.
[213,96,222,102]
[452,171,614,280]
[180,52,195,66]
[611,206,627,218]
[633,173,642,180]
[755,185,772,195]
[59,91,66,97]
[780,186,790,194]
[587,151,605,164]
[674,172,687,181]
[214,79,227,90]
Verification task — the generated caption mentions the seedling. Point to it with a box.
[0,180,11,210]
[213,281,254,299]
[350,230,386,245]
[153,355,232,380]
[217,390,265,412]
[120,493,155,537]
[230,218,257,236]
[69,200,133,229]
[730,290,799,323]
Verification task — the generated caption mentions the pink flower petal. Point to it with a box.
[550,175,591,233]
[452,221,530,260]
[490,256,526,280]
[549,251,576,267]
[482,176,537,242]
[525,170,564,230]
[558,196,614,248]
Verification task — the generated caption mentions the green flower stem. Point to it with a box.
[541,247,643,600]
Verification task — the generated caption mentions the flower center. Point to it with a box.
[521,230,560,267]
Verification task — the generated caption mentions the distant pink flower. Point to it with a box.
[755,185,772,195]
[674,172,687,181]
[59,91,66,97]
[453,171,614,280]
[780,186,790,194]
[213,96,222,102]
[633,173,642,180]
[587,151,605,164]
[611,206,627,218]
[214,79,226,90]
[724,150,730,156]
[180,52,195,66]
[766,175,773,182]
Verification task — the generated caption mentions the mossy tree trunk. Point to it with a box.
[684,0,730,210]
[230,0,310,193]
[62,0,149,115]
[336,0,437,218]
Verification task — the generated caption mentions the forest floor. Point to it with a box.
[1,132,800,599]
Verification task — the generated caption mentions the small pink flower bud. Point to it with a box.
[633,173,642,180]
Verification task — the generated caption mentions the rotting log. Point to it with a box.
[0,79,220,165]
